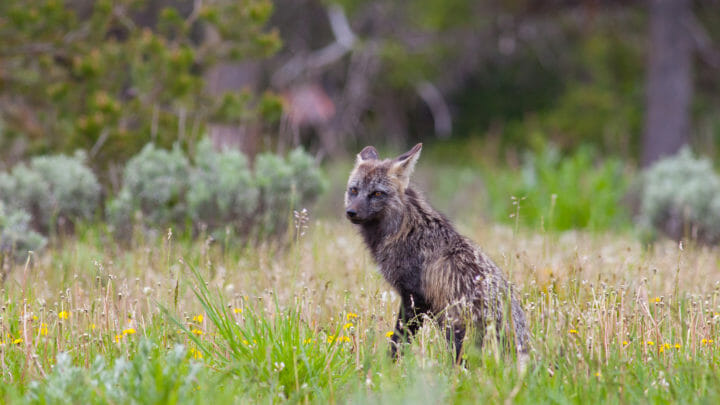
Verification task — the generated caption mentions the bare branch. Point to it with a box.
[272,5,357,87]
[686,12,720,68]
[416,81,452,138]
[328,4,356,49]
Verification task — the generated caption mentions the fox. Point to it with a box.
[345,143,529,363]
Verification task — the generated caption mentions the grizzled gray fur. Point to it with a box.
[345,143,529,362]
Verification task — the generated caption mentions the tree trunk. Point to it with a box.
[641,0,693,167]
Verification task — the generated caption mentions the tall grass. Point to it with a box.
[1,216,720,403]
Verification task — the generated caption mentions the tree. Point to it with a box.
[641,0,693,167]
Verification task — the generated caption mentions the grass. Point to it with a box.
[1,214,720,403]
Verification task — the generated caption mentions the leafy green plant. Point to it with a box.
[484,144,630,231]
[637,147,720,244]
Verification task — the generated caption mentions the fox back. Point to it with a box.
[345,144,529,361]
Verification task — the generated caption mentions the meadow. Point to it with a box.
[2,196,720,403]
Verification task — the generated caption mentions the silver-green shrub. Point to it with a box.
[287,147,326,203]
[108,141,325,239]
[27,341,200,404]
[0,151,100,233]
[107,143,190,233]
[0,166,49,230]
[0,201,47,261]
[254,147,326,235]
[187,139,258,233]
[105,189,135,240]
[255,152,295,235]
[638,147,720,244]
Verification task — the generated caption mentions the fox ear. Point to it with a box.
[390,143,422,189]
[356,146,379,164]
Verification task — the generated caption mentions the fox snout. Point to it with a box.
[345,200,367,224]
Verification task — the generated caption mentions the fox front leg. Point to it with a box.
[390,294,426,359]
[445,324,466,364]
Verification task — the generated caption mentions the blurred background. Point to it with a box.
[2,0,720,255]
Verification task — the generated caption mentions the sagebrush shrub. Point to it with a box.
[0,201,47,261]
[27,341,200,404]
[105,189,135,240]
[0,152,100,233]
[0,166,50,230]
[254,152,295,235]
[638,147,720,244]
[109,141,325,240]
[287,147,325,203]
[108,143,190,233]
[187,139,258,233]
[255,147,325,235]
[254,148,326,235]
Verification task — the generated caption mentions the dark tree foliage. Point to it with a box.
[0,0,281,170]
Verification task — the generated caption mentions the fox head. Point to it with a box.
[345,143,422,224]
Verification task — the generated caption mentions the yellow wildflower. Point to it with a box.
[192,329,204,336]
[702,338,708,345]
[115,334,122,343]
[327,335,335,343]
[568,329,578,334]
[646,340,654,346]
[337,336,351,343]
[675,343,681,349]
[122,328,136,336]
[346,313,358,320]
[40,323,48,336]
[12,338,22,345]
[343,322,353,330]
[91,323,96,331]
[192,314,203,323]
[595,372,601,377]
[303,338,314,344]
[242,339,249,346]
[58,311,69,320]
[652,297,661,303]
[189,347,203,359]
[386,331,394,338]
[32,315,38,321]
[233,308,243,314]
[622,340,629,346]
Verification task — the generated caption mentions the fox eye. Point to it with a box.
[372,191,384,197]
[349,187,358,195]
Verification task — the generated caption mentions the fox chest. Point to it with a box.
[374,248,425,297]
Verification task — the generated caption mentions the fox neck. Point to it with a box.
[358,187,448,256]
[358,208,406,256]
